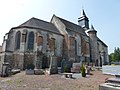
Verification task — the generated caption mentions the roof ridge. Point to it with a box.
[19,17,52,27]
[13,17,62,35]
[56,16,82,28]
[55,15,86,36]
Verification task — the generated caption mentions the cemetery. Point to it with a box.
[0,58,118,90]
[1,54,120,90]
[1,53,120,90]
[0,67,114,90]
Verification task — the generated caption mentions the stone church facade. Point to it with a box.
[0,10,109,70]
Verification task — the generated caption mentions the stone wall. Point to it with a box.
[98,40,109,65]
[51,15,69,58]
[88,31,98,64]
[51,15,91,63]
[6,29,16,52]
[2,27,64,70]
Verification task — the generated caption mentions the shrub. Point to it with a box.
[64,65,69,72]
[81,64,86,77]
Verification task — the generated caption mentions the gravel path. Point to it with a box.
[0,70,114,90]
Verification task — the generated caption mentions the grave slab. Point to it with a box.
[99,83,120,90]
[102,65,120,75]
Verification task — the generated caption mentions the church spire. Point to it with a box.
[78,9,89,30]
[87,25,97,34]
[90,25,97,32]
[91,25,95,30]
[80,9,86,17]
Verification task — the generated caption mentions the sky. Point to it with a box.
[0,0,120,54]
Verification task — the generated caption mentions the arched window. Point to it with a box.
[49,38,55,52]
[75,40,77,55]
[15,31,21,50]
[37,36,43,46]
[27,32,34,50]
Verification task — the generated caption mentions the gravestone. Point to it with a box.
[102,65,120,75]
[100,66,120,90]
[100,78,120,90]
[61,59,66,73]
[49,55,58,74]
[71,63,81,73]
[61,59,72,73]
[1,63,10,77]
[25,69,34,75]
[36,55,43,69]
[34,69,44,75]
[99,83,120,90]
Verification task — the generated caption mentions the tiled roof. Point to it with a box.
[88,25,97,32]
[97,37,108,47]
[13,17,61,35]
[56,16,87,36]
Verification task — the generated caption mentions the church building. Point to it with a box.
[0,10,109,70]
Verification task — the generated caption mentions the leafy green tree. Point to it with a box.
[109,47,120,62]
[109,53,114,62]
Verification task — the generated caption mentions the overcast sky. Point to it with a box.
[0,0,120,54]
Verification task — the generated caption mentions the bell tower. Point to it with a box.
[78,9,89,30]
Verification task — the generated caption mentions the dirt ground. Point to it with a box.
[0,70,114,90]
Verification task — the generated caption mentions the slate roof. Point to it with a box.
[97,37,108,47]
[56,16,87,36]
[12,17,62,35]
[87,25,97,33]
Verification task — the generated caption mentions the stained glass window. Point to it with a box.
[15,31,21,49]
[27,32,34,50]
[75,40,77,55]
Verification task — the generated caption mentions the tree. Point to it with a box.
[109,47,120,62]
[109,53,115,62]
